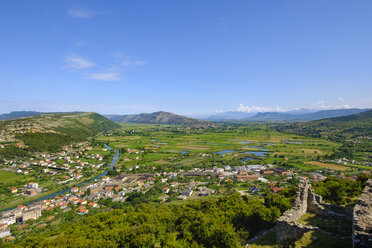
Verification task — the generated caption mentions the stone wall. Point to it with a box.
[276,178,337,243]
[353,179,372,248]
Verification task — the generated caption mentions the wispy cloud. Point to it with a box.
[88,72,121,81]
[310,100,351,109]
[112,52,146,67]
[64,55,95,70]
[68,6,97,18]
[63,52,145,82]
[237,104,281,113]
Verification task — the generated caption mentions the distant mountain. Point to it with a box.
[247,108,370,122]
[0,112,120,153]
[106,111,215,128]
[206,111,256,121]
[0,111,44,120]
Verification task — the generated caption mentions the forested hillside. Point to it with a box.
[6,191,296,248]
[0,112,120,156]
[106,111,215,128]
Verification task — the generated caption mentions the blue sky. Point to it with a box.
[1,1,372,115]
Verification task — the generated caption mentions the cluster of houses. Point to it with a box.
[180,164,292,182]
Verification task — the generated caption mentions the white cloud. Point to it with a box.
[89,72,121,81]
[68,7,97,18]
[63,52,144,82]
[65,55,95,70]
[310,100,352,110]
[237,104,280,113]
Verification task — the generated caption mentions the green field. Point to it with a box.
[0,170,33,184]
[97,124,349,174]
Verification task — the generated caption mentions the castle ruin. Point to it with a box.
[353,179,372,248]
[276,178,345,243]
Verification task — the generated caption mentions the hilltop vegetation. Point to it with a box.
[0,112,120,154]
[7,192,296,248]
[106,111,215,128]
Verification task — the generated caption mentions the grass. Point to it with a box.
[97,124,343,173]
[249,229,352,248]
[297,213,352,237]
[305,161,350,171]
[0,170,33,183]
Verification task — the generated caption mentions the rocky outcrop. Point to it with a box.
[276,179,341,243]
[353,179,372,248]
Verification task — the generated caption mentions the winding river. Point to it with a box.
[25,144,119,206]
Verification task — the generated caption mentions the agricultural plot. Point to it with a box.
[96,124,351,174]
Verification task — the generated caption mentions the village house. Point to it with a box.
[162,187,170,194]
[88,202,98,208]
[236,174,259,181]
[71,187,79,193]
[260,169,274,175]
[181,188,193,198]
[0,223,11,238]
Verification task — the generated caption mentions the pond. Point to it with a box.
[214,150,235,155]
[180,151,189,154]
[244,151,267,157]
[283,140,303,144]
[239,141,253,144]
[240,157,254,162]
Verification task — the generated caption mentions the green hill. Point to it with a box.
[106,111,215,128]
[0,112,120,154]
[276,110,372,161]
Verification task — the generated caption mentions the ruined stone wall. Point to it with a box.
[276,178,337,243]
[353,179,372,248]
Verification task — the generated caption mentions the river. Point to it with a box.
[21,144,119,207]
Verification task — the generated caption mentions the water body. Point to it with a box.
[244,151,267,157]
[180,151,189,154]
[283,140,303,144]
[264,143,276,146]
[251,146,262,149]
[153,145,162,148]
[260,149,270,152]
[239,141,252,144]
[214,150,235,155]
[23,144,119,207]
[240,157,254,162]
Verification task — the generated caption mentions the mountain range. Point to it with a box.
[0,108,370,125]
[105,111,215,128]
[205,108,370,122]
